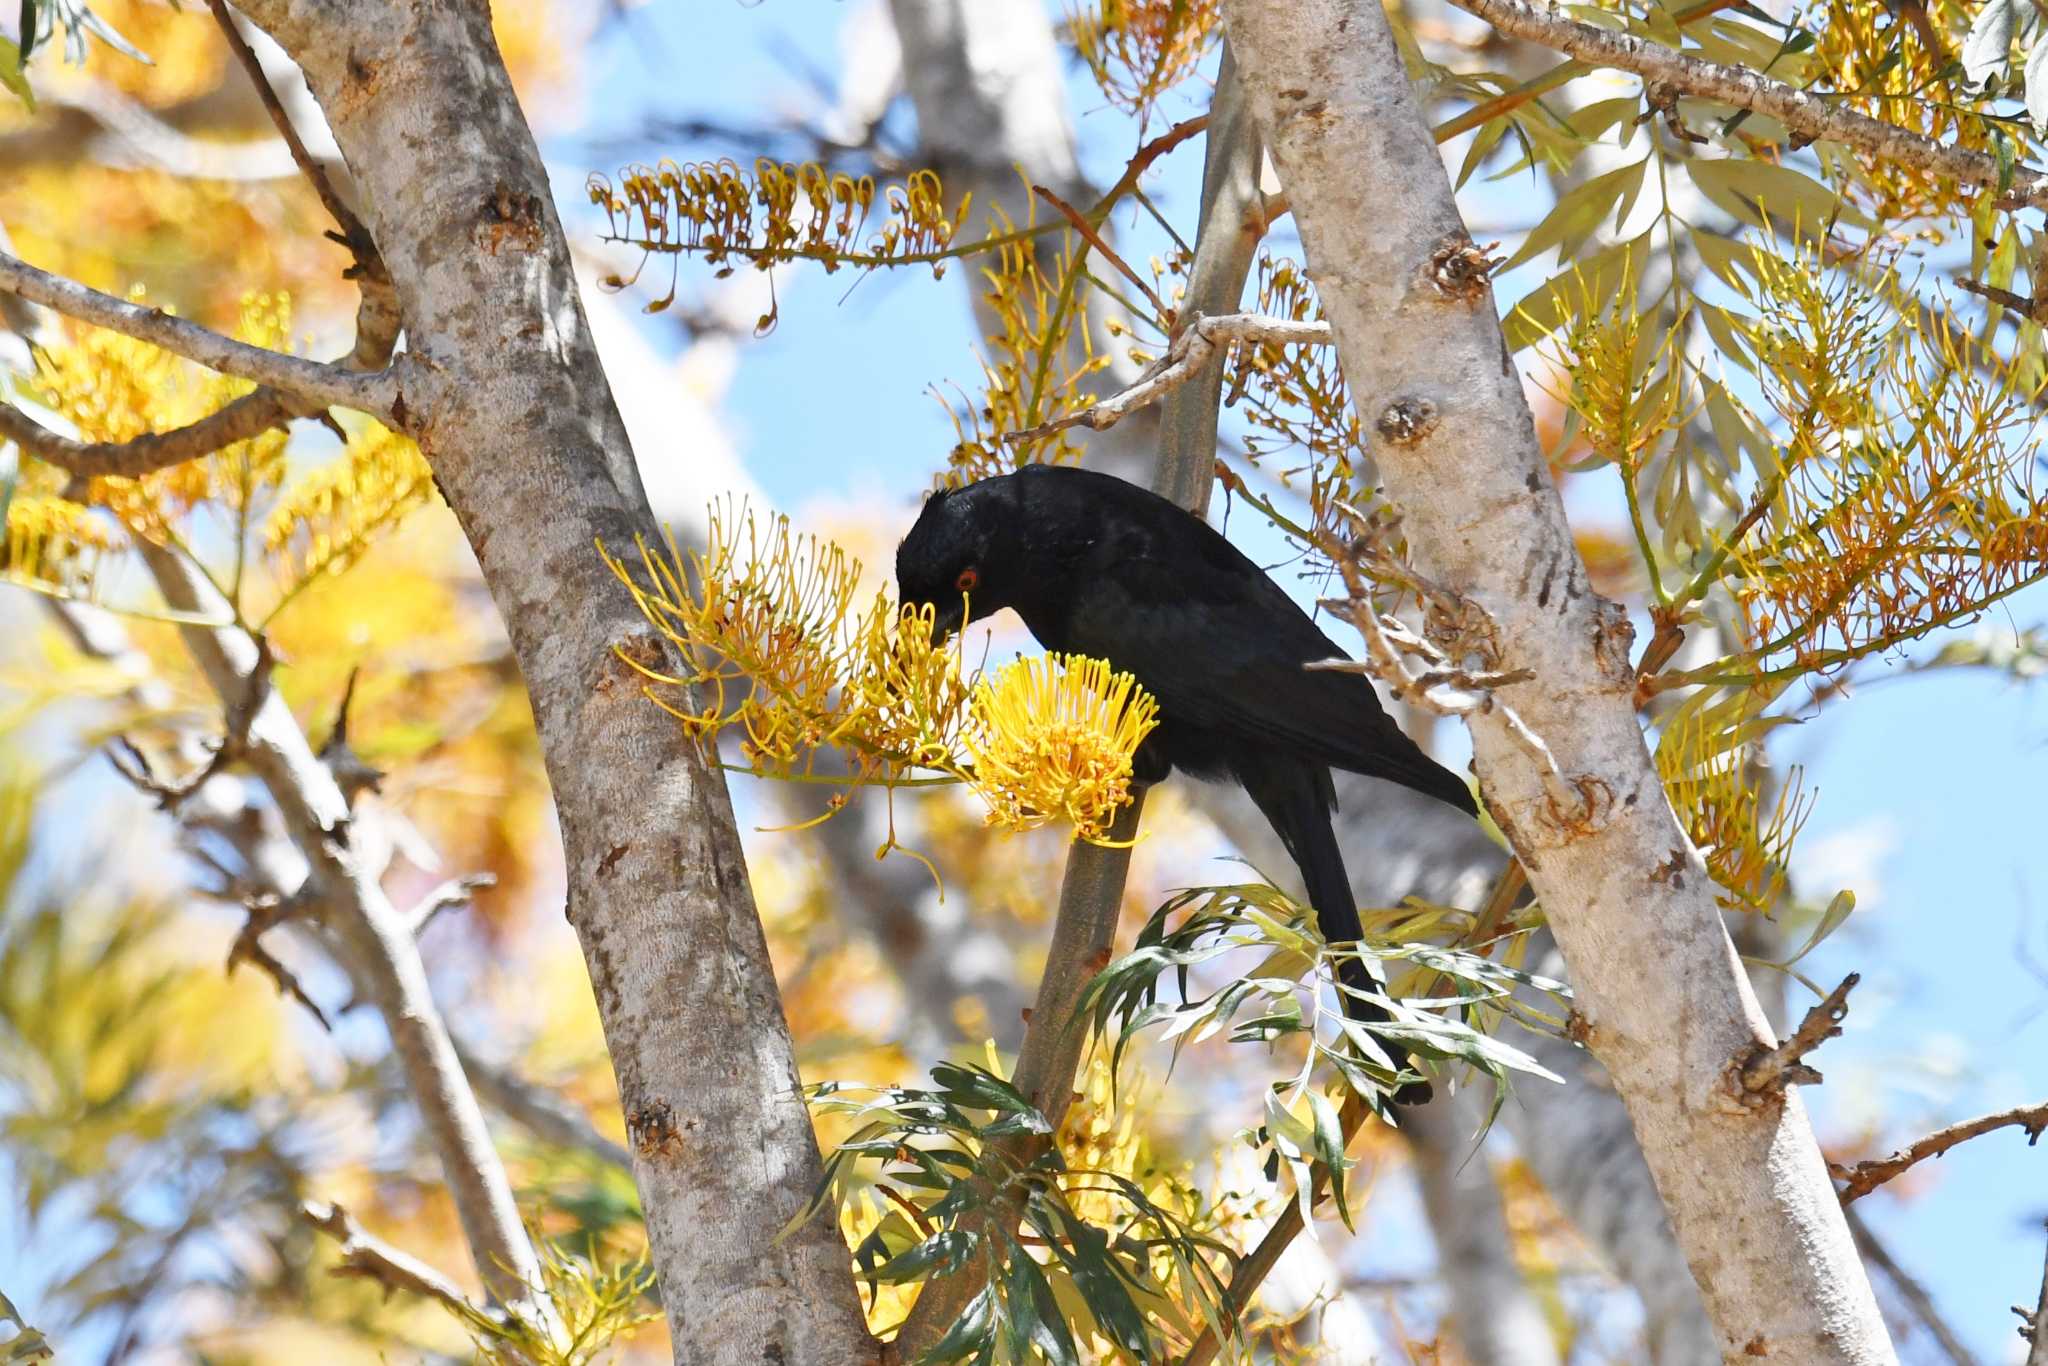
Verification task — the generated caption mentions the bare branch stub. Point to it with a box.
[410,873,498,938]
[1830,1098,2048,1203]
[302,1200,475,1315]
[2020,1219,2048,1364]
[1425,233,1502,304]
[1733,972,1858,1103]
[227,890,333,1030]
[318,667,386,805]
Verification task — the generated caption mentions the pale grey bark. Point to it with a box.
[211,0,877,1359]
[1220,1,1892,1360]
[140,542,552,1319]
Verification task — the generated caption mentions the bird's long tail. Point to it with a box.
[1238,760,1433,1107]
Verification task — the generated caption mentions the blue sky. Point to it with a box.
[555,3,2048,1359]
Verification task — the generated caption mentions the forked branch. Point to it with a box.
[1831,1098,2048,1203]
[1449,0,2048,210]
[1004,312,1331,445]
[0,252,400,418]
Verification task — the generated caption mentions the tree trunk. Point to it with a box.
[1218,2,1893,1361]
[225,1,875,1360]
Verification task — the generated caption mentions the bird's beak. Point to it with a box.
[929,599,966,643]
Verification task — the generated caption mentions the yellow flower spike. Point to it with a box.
[264,421,435,607]
[1068,0,1222,123]
[1,493,123,601]
[963,652,1159,843]
[31,291,297,535]
[585,159,967,290]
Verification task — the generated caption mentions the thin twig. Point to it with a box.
[318,666,385,804]
[1831,1099,2048,1203]
[409,873,497,938]
[1032,184,1167,319]
[1956,276,2048,324]
[1449,0,2048,210]
[204,0,384,278]
[1004,312,1331,445]
[0,252,400,417]
[302,1200,476,1315]
[1734,972,1857,1101]
[2024,1219,2048,1366]
[227,892,334,1030]
[1843,1203,1983,1366]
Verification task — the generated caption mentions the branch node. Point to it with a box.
[1374,396,1440,447]
[1733,972,1858,1104]
[1425,232,1501,302]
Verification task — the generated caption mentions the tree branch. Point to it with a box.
[1831,1099,2048,1203]
[1004,312,1331,446]
[138,540,554,1327]
[453,1039,635,1172]
[1220,0,1891,1357]
[1447,0,2048,211]
[302,1200,476,1316]
[0,388,319,478]
[0,252,400,417]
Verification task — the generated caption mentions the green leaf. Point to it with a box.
[1780,889,1855,969]
[16,0,36,60]
[1504,235,1646,350]
[922,1284,997,1365]
[1001,1239,1079,1366]
[1037,1205,1151,1359]
[0,37,32,111]
[1499,157,1649,271]
[2024,36,2048,132]
[871,1229,979,1284]
[1964,0,2018,86]
[1686,157,1838,238]
[1306,1087,1354,1231]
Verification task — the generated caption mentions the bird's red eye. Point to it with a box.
[955,567,979,592]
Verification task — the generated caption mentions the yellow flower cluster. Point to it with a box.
[1726,252,2048,674]
[262,421,436,593]
[1068,0,1221,123]
[1654,698,1813,909]
[32,290,292,533]
[0,493,120,601]
[587,159,971,285]
[603,500,1158,843]
[965,653,1158,841]
[943,231,1112,484]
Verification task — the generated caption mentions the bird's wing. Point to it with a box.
[1065,546,1475,814]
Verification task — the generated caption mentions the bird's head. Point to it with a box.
[894,480,1019,640]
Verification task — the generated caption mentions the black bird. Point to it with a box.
[896,464,1479,1105]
